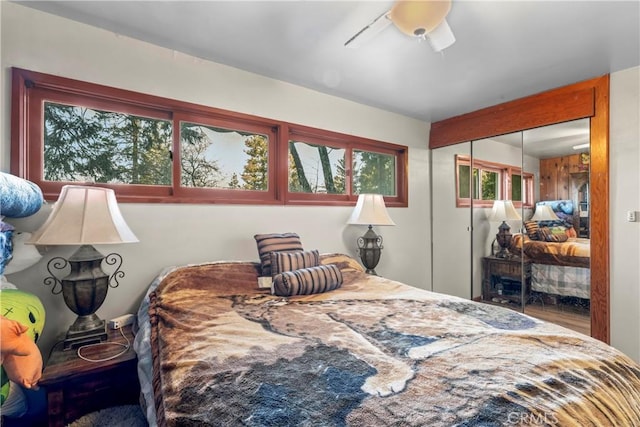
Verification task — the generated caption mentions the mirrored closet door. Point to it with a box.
[521,119,591,335]
[428,76,609,343]
[470,132,525,312]
[431,141,471,299]
[430,122,592,335]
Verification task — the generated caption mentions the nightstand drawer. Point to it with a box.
[491,260,522,277]
[61,359,139,423]
[40,325,140,427]
[482,256,532,305]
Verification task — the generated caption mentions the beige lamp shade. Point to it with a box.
[530,205,559,221]
[26,185,138,246]
[348,194,396,226]
[488,200,522,222]
[389,0,452,37]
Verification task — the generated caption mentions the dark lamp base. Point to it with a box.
[495,221,514,259]
[63,318,108,350]
[44,244,124,351]
[357,225,384,276]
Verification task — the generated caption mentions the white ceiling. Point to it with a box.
[15,0,640,126]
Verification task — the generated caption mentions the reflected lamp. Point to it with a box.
[347,194,395,275]
[488,200,521,259]
[530,204,559,222]
[27,185,138,350]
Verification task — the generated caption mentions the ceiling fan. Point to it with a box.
[345,0,455,52]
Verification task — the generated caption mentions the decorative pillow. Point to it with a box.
[272,264,343,296]
[524,221,540,240]
[537,226,569,242]
[566,226,577,238]
[538,219,568,228]
[0,316,43,391]
[254,233,304,277]
[270,249,320,278]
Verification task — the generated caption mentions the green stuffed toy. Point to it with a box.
[0,289,45,342]
[0,289,46,405]
[1,367,10,406]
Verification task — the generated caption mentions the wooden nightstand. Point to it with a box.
[482,256,532,305]
[39,325,140,427]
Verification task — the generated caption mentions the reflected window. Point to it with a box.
[456,155,533,208]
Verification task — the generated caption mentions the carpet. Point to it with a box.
[67,405,148,427]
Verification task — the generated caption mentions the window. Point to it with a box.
[285,126,406,205]
[352,150,397,196]
[455,155,533,208]
[11,68,407,206]
[43,101,172,186]
[173,113,277,203]
[288,140,346,195]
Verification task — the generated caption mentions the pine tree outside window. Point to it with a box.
[286,126,406,205]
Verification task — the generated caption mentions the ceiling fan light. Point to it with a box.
[389,0,452,38]
[426,19,456,52]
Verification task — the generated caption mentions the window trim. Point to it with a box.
[11,67,408,207]
[173,112,279,204]
[455,154,534,208]
[285,124,408,206]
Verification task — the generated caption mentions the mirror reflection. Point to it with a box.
[520,119,591,335]
[431,119,591,336]
[432,141,472,299]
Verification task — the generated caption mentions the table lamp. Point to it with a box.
[27,185,138,350]
[488,200,521,259]
[347,194,395,275]
[530,204,559,222]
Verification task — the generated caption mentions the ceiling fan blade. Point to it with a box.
[426,19,455,52]
[344,10,392,48]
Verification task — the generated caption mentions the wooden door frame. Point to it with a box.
[429,75,610,343]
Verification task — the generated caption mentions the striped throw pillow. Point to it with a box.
[537,226,569,242]
[270,249,320,278]
[272,264,343,296]
[254,233,304,276]
[524,220,540,240]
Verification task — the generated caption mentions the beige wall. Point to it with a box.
[610,66,640,361]
[1,3,431,355]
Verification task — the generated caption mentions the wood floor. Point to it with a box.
[482,301,591,336]
[524,303,590,336]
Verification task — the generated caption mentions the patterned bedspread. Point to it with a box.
[143,254,640,426]
[511,234,590,268]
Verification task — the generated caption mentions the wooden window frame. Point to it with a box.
[11,68,408,207]
[285,124,408,206]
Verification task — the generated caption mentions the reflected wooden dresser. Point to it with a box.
[482,256,531,305]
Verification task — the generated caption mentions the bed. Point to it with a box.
[134,253,640,426]
[513,200,591,303]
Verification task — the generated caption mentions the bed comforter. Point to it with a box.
[511,234,590,268]
[141,254,640,426]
